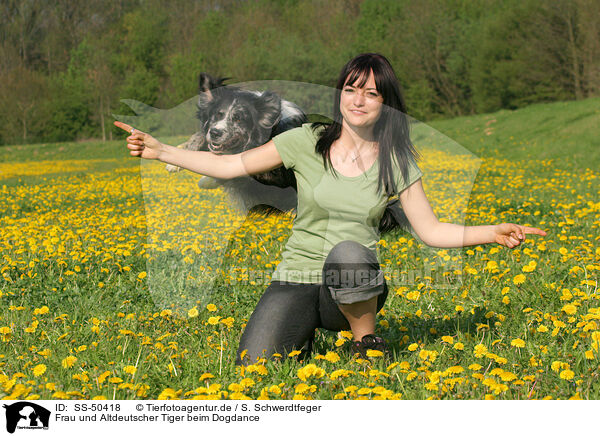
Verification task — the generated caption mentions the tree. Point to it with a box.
[0,66,47,143]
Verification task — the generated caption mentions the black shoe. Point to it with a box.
[351,334,388,358]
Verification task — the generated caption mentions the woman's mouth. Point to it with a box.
[350,109,366,115]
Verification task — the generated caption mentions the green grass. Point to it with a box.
[0,98,598,400]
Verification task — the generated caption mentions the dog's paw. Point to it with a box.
[166,164,181,172]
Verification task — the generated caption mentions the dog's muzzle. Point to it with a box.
[208,142,224,153]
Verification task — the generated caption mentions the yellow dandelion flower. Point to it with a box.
[366,350,384,358]
[330,369,353,380]
[240,378,255,388]
[188,307,199,318]
[559,369,574,380]
[288,350,301,357]
[158,388,178,400]
[334,338,346,347]
[455,305,464,312]
[97,371,111,384]
[513,274,526,285]
[207,316,221,325]
[324,351,340,363]
[33,364,46,376]
[295,383,311,394]
[340,331,353,340]
[502,296,510,304]
[408,343,419,351]
[33,306,49,315]
[454,342,465,350]
[561,304,577,315]
[500,371,517,382]
[406,291,420,301]
[220,317,234,328]
[537,325,548,333]
[268,385,282,395]
[62,355,77,368]
[447,366,464,374]
[137,271,147,280]
[123,366,137,375]
[473,344,488,358]
[297,363,325,381]
[441,336,454,345]
[511,338,525,348]
[206,304,217,312]
[425,382,439,391]
[200,373,214,382]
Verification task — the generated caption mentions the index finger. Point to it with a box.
[114,121,134,133]
[521,226,547,236]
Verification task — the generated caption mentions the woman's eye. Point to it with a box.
[368,92,379,98]
[343,88,354,93]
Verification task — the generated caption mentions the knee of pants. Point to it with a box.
[322,240,385,305]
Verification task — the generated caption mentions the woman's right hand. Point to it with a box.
[114,121,164,160]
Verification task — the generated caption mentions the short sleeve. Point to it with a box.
[272,123,321,170]
[272,127,301,170]
[394,157,423,194]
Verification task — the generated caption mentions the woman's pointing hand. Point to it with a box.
[494,223,547,249]
[114,121,164,160]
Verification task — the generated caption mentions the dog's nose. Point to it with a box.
[209,127,223,139]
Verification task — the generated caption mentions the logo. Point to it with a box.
[3,402,51,434]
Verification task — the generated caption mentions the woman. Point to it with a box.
[115,53,546,364]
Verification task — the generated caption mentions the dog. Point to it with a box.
[168,73,409,233]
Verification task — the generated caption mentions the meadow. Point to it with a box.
[0,97,598,400]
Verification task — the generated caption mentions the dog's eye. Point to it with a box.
[232,113,241,122]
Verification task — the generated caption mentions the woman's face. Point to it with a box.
[339,70,384,132]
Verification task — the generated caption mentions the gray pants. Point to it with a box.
[235,240,388,365]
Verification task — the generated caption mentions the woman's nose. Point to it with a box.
[353,92,365,105]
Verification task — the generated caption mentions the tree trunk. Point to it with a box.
[23,111,27,143]
[100,95,106,141]
[565,10,583,99]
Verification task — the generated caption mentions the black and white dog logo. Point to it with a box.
[3,402,50,433]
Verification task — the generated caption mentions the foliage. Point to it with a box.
[0,0,598,144]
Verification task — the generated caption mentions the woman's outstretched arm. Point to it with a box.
[399,179,547,248]
[114,121,284,179]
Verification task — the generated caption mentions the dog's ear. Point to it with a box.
[198,73,232,106]
[256,91,282,129]
[198,73,215,104]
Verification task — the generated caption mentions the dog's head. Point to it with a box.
[196,73,282,154]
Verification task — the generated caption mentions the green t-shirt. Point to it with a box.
[271,123,423,284]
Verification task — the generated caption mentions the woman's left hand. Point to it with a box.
[494,223,547,249]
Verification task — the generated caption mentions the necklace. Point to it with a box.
[342,140,376,164]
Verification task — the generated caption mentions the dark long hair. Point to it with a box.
[312,53,421,197]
